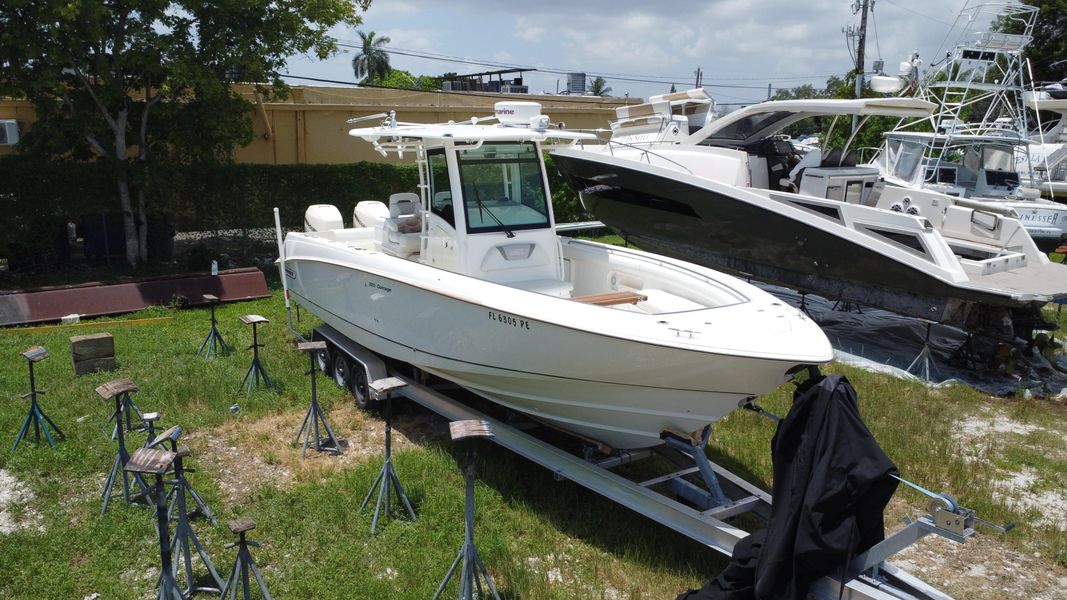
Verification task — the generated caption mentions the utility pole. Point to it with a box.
[850,0,871,132]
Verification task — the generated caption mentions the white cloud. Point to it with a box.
[287,0,991,100]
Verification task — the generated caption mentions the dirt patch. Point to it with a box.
[186,402,448,506]
[884,497,1067,599]
[0,469,44,534]
[997,467,1067,530]
[952,409,1067,531]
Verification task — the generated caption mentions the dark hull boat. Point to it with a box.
[551,92,1067,339]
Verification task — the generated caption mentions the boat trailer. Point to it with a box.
[312,324,995,600]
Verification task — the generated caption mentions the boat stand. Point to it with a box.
[220,517,274,600]
[150,427,223,598]
[150,425,216,525]
[946,333,986,371]
[196,294,231,359]
[360,377,416,534]
[12,346,65,451]
[906,322,942,381]
[96,379,151,513]
[432,420,501,600]
[293,341,342,457]
[125,448,183,600]
[140,412,165,449]
[109,388,144,441]
[831,299,864,314]
[238,315,273,394]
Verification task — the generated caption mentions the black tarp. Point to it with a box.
[757,283,1067,397]
[678,374,899,600]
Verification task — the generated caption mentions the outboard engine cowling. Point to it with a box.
[304,204,343,232]
[354,200,389,227]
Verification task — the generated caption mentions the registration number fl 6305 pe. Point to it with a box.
[488,311,531,330]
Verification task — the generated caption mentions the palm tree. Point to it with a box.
[352,30,391,84]
[588,76,612,97]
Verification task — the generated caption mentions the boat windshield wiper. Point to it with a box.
[471,186,515,238]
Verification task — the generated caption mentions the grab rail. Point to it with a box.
[602,139,694,175]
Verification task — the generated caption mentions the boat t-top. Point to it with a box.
[873,2,1067,250]
[551,89,1067,340]
[279,102,832,450]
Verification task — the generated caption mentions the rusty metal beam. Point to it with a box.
[0,268,269,327]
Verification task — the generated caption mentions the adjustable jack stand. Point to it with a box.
[125,448,183,600]
[110,389,144,441]
[906,322,941,382]
[831,299,864,314]
[797,292,813,317]
[221,518,274,600]
[433,420,500,600]
[360,378,416,534]
[149,427,222,597]
[196,294,231,359]
[12,346,64,451]
[238,315,273,394]
[293,341,342,457]
[151,425,216,525]
[97,379,151,513]
[139,412,165,448]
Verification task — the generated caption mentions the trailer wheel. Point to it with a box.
[311,332,331,374]
[316,345,331,374]
[332,353,351,391]
[351,367,379,411]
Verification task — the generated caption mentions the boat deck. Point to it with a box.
[963,260,1067,299]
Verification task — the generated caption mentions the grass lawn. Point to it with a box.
[0,276,1065,599]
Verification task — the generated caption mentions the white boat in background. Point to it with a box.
[1021,90,1067,199]
[874,2,1067,250]
[280,102,832,450]
[552,90,1067,340]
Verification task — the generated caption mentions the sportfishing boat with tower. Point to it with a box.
[873,2,1067,250]
[279,102,832,450]
[1021,88,1067,198]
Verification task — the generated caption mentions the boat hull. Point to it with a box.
[550,151,1059,334]
[284,243,819,449]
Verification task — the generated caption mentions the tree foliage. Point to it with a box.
[352,29,391,83]
[0,0,367,267]
[373,68,439,90]
[588,76,612,97]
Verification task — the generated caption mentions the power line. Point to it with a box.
[333,40,839,88]
[877,0,954,27]
[278,73,640,104]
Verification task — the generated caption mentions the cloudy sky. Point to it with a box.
[285,0,989,104]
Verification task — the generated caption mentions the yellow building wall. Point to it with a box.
[234,86,632,165]
[0,85,632,164]
[0,100,35,157]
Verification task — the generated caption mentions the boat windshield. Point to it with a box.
[882,138,925,182]
[457,142,551,234]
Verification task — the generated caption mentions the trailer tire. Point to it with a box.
[351,367,379,411]
[332,353,352,391]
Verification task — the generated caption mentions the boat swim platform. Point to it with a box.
[389,372,965,600]
[0,267,269,327]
